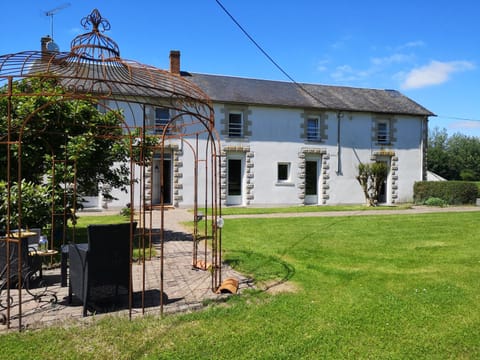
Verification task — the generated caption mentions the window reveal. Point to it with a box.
[377,121,390,144]
[277,163,290,182]
[155,107,170,135]
[307,117,320,141]
[228,113,243,137]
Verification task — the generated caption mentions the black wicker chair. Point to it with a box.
[68,222,136,316]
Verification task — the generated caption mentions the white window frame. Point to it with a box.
[276,162,293,185]
[307,117,320,142]
[228,112,243,138]
[377,120,390,144]
[154,107,170,135]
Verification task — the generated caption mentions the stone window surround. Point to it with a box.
[220,105,252,139]
[138,105,186,137]
[372,116,397,146]
[300,111,328,143]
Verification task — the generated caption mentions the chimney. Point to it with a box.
[41,35,53,61]
[169,50,181,74]
[41,35,52,53]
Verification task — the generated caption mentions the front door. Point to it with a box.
[161,158,172,205]
[304,160,319,205]
[152,157,172,205]
[227,157,243,205]
[376,158,391,204]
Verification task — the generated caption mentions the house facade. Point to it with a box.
[101,51,433,209]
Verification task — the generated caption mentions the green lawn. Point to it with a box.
[209,203,414,216]
[1,211,479,359]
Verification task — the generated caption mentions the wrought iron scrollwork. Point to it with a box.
[81,9,111,33]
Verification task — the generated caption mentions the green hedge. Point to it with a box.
[414,181,479,205]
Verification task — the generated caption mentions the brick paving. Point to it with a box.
[0,209,250,332]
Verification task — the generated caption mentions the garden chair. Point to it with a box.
[68,222,136,316]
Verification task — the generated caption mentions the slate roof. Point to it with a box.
[184,72,434,117]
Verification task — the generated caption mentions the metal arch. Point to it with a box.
[141,103,223,304]
[0,8,221,331]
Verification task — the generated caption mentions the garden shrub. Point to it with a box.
[0,180,51,231]
[414,181,478,205]
[423,197,448,207]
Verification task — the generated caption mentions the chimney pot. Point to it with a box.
[41,35,52,53]
[170,50,181,74]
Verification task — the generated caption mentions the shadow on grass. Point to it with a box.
[224,250,295,292]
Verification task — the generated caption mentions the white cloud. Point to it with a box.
[396,40,425,50]
[371,53,414,66]
[331,65,354,81]
[331,64,371,82]
[401,60,475,89]
[316,59,330,72]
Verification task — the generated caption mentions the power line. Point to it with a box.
[436,115,480,123]
[214,0,327,107]
[214,1,480,124]
[214,0,295,83]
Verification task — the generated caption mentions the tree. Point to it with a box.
[0,77,132,229]
[428,127,480,180]
[427,127,452,179]
[356,162,388,206]
[447,133,480,180]
[0,76,131,199]
[0,180,51,231]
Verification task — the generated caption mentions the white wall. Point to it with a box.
[179,105,425,207]
[99,101,426,208]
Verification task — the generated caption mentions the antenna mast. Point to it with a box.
[45,2,71,39]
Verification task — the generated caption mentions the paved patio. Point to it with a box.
[0,209,251,332]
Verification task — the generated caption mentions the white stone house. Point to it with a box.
[102,51,433,209]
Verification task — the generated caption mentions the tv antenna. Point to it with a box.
[45,3,71,40]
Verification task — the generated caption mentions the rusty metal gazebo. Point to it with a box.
[0,9,222,331]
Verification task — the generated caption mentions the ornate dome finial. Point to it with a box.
[70,9,120,60]
[80,9,111,33]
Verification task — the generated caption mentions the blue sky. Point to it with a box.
[2,1,479,136]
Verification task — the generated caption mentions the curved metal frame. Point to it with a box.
[0,9,222,330]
